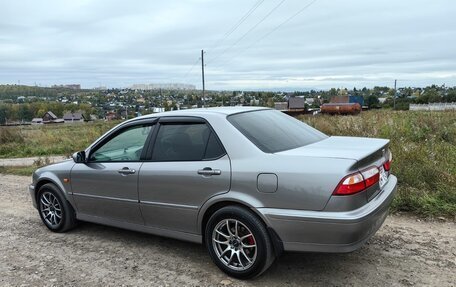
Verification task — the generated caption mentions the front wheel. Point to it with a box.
[37,183,77,232]
[205,206,275,279]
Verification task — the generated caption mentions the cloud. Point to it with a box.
[0,0,455,90]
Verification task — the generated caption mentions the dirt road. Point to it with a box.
[0,174,455,286]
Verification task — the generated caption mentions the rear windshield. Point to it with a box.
[227,109,327,153]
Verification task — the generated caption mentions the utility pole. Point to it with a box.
[160,88,163,111]
[201,49,206,107]
[393,79,397,110]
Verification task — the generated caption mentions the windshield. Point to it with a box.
[227,109,328,153]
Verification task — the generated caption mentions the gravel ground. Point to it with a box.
[0,174,455,287]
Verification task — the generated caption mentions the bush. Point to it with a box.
[0,127,25,144]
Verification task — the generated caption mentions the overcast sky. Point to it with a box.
[0,0,455,90]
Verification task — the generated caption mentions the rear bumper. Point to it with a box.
[29,184,37,209]
[258,175,397,253]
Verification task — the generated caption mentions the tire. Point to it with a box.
[37,183,77,232]
[205,206,275,279]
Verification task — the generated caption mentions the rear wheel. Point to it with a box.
[37,183,77,232]
[205,206,275,279]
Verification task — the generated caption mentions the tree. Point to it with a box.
[366,95,380,108]
[446,90,456,102]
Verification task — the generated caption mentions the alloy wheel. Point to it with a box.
[39,191,63,227]
[212,219,257,271]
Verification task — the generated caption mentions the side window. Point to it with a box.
[90,124,153,162]
[204,131,225,160]
[152,123,225,161]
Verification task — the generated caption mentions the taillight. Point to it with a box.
[333,166,380,196]
[361,166,380,188]
[383,150,392,171]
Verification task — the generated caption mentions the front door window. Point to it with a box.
[90,124,153,162]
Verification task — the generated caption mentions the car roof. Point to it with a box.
[134,106,270,120]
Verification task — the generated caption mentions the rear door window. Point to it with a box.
[152,123,225,161]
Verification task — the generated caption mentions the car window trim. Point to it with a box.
[143,116,227,162]
[87,118,158,163]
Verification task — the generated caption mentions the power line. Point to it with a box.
[207,0,287,65]
[212,0,319,69]
[254,0,318,44]
[209,0,265,52]
[182,57,201,84]
[184,0,264,87]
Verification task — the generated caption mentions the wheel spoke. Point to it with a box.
[226,220,233,236]
[213,238,228,245]
[240,233,252,240]
[240,249,253,264]
[234,220,238,237]
[227,250,235,265]
[40,197,49,207]
[42,194,48,204]
[242,243,256,248]
[236,252,244,267]
[215,229,229,239]
[45,194,52,204]
[219,247,230,258]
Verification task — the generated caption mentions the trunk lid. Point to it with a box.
[277,136,391,202]
[276,136,389,164]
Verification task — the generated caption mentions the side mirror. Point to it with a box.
[72,151,86,163]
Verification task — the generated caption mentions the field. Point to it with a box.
[0,121,119,158]
[1,110,455,217]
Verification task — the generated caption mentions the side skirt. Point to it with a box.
[76,213,203,244]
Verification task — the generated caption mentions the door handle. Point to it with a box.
[118,167,136,175]
[197,167,221,176]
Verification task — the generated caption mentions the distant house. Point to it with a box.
[41,111,64,124]
[105,111,118,121]
[274,97,307,116]
[63,112,85,123]
[274,102,288,111]
[42,111,58,123]
[31,118,43,125]
[288,97,305,110]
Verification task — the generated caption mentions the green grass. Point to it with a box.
[1,111,455,217]
[299,110,456,217]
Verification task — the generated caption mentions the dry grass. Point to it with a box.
[0,121,119,158]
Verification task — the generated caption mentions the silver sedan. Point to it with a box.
[29,107,397,279]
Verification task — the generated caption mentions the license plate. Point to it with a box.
[379,166,388,189]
